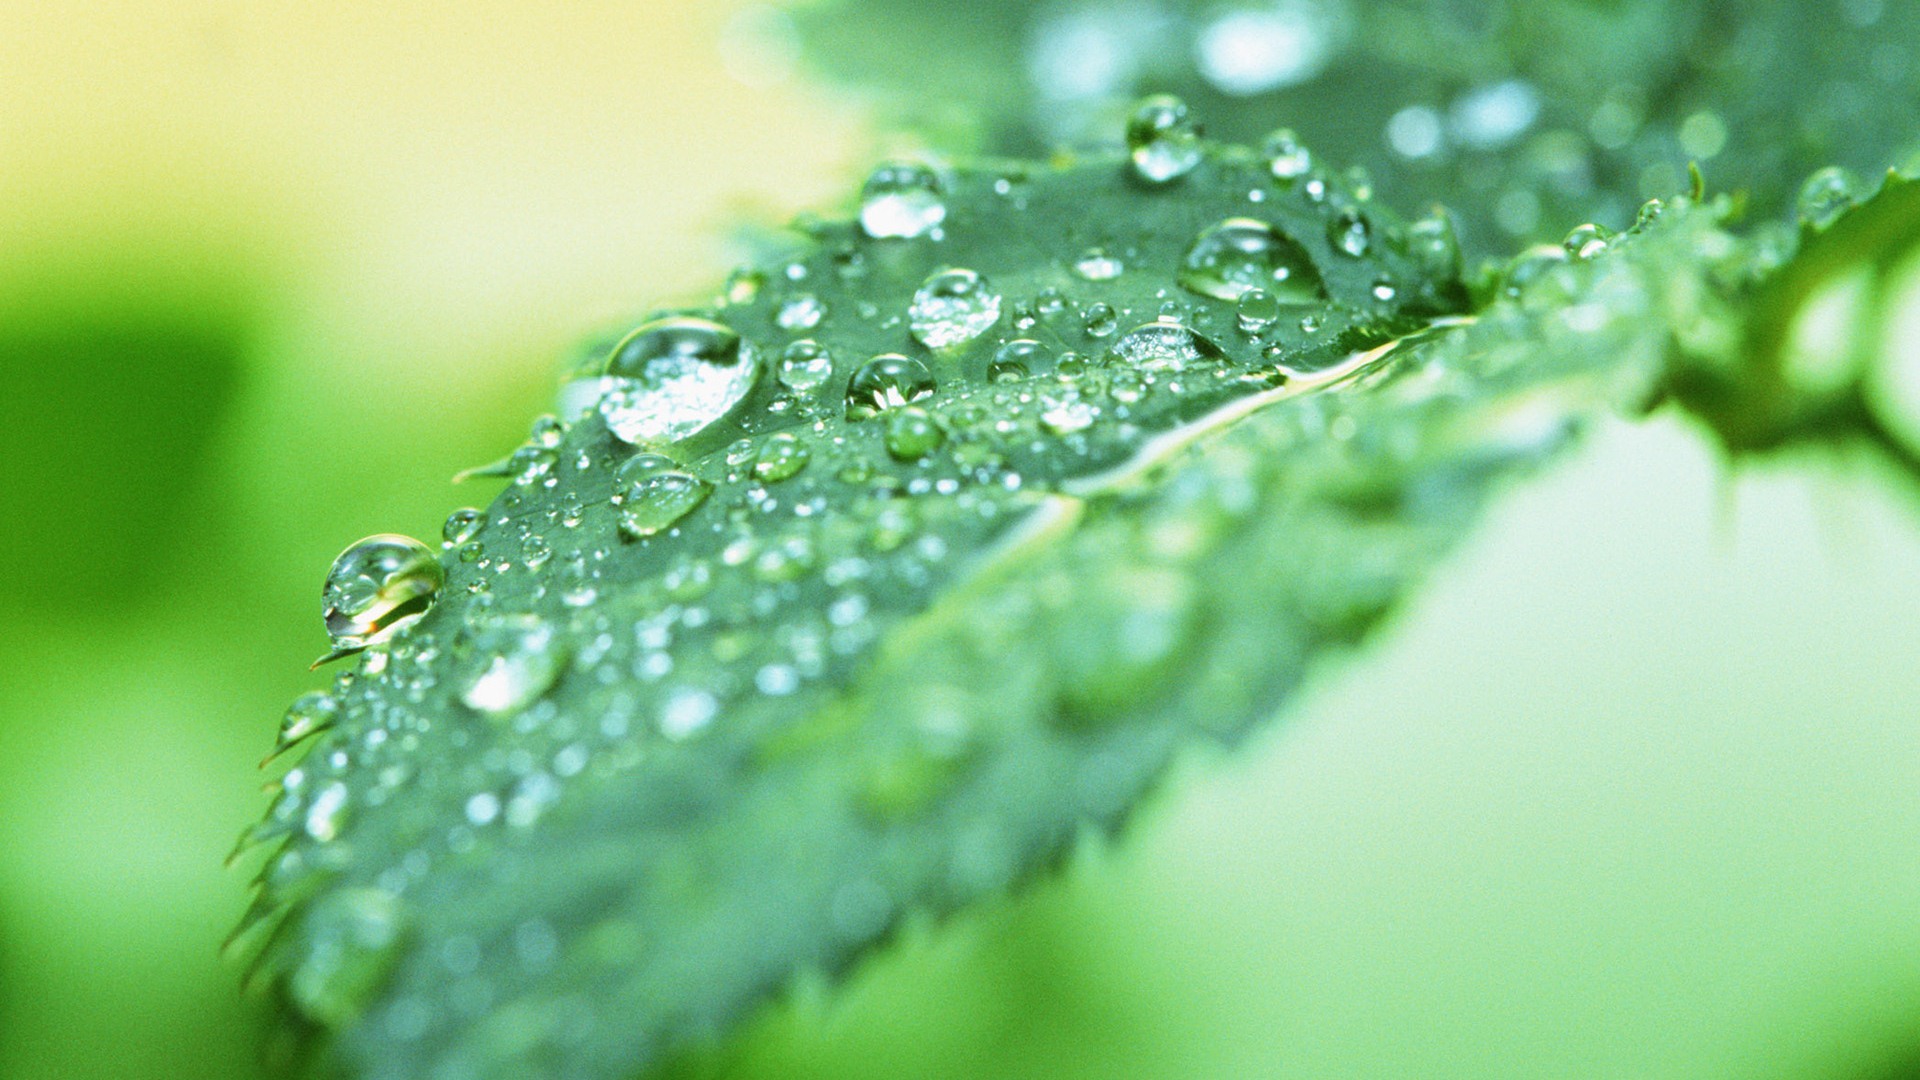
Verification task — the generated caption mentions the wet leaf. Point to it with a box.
[237,124,1916,1079]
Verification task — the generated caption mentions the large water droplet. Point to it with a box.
[859,162,947,239]
[617,470,712,539]
[1179,217,1325,302]
[461,615,565,717]
[909,268,1003,350]
[1126,94,1203,183]
[319,535,443,664]
[597,317,759,446]
[1109,319,1229,371]
[846,354,937,420]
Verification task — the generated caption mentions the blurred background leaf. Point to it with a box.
[792,0,1920,257]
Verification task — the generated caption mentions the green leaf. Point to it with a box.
[791,0,1920,255]
[234,126,1850,1079]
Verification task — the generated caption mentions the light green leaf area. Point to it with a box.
[236,135,1760,1080]
[792,0,1920,254]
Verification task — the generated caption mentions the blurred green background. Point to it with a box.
[2,3,1918,1078]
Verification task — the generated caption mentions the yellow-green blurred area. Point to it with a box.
[2,3,1919,1079]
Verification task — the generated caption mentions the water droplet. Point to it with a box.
[990,339,1050,383]
[777,339,835,392]
[1083,302,1119,338]
[510,444,559,487]
[273,691,340,757]
[1236,288,1281,333]
[1178,217,1325,303]
[909,268,1003,350]
[442,508,483,548]
[597,317,760,446]
[777,293,826,331]
[617,470,712,539]
[305,781,350,841]
[1562,223,1613,260]
[1072,247,1125,281]
[1327,210,1371,257]
[1500,244,1570,300]
[846,354,936,420]
[1126,94,1203,183]
[1264,127,1313,181]
[461,615,565,717]
[753,432,810,482]
[859,161,947,239]
[520,535,552,570]
[1108,319,1228,371]
[883,406,946,461]
[1370,279,1397,302]
[1635,198,1668,231]
[612,452,681,496]
[525,416,564,451]
[724,267,765,304]
[287,888,405,1027]
[1039,394,1096,435]
[1798,166,1861,231]
[320,535,443,663]
[1406,212,1463,279]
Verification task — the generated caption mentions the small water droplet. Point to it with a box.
[510,444,559,487]
[724,267,765,304]
[1328,209,1371,257]
[777,293,826,331]
[528,414,565,448]
[753,432,811,482]
[1798,166,1861,231]
[1083,302,1119,338]
[320,536,444,662]
[274,691,340,757]
[1500,244,1570,300]
[1236,288,1281,332]
[617,470,712,538]
[1039,393,1096,435]
[777,339,835,392]
[1072,247,1125,281]
[846,354,937,420]
[1562,223,1613,260]
[1126,94,1203,183]
[859,161,948,239]
[441,508,483,548]
[597,317,760,446]
[1264,127,1312,181]
[1406,212,1463,279]
[461,615,565,717]
[990,339,1050,382]
[1179,217,1324,302]
[909,268,1003,350]
[1108,319,1229,371]
[287,888,405,1026]
[883,406,946,461]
